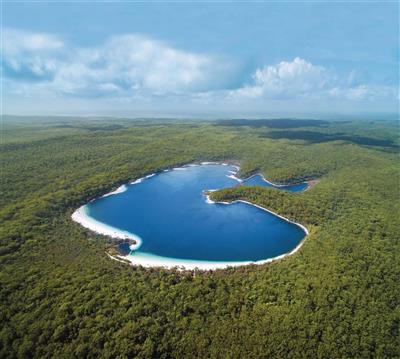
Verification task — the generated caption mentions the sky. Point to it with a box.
[2,2,399,118]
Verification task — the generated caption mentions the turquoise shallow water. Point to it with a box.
[85,164,307,263]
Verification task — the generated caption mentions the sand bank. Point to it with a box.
[111,237,306,271]
[102,184,128,197]
[71,205,142,250]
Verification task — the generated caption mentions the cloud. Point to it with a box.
[2,29,397,114]
[230,58,331,99]
[3,28,64,55]
[2,28,230,97]
[52,34,221,96]
[3,28,63,81]
[328,84,396,101]
[230,57,396,102]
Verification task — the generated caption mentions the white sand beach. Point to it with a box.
[101,184,128,197]
[71,205,142,250]
[111,238,306,271]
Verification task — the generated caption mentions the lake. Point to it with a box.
[73,163,308,270]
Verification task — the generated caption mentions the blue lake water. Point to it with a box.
[85,164,307,264]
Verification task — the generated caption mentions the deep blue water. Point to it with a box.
[86,164,306,262]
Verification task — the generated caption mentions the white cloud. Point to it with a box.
[3,28,64,55]
[3,29,228,97]
[231,57,333,99]
[2,29,397,113]
[3,28,63,79]
[230,57,395,102]
[51,34,219,95]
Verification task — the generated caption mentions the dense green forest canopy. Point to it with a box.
[1,116,399,358]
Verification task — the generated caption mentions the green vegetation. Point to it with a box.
[1,116,399,358]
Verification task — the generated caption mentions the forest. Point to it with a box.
[1,116,399,358]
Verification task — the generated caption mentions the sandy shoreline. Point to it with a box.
[71,161,311,271]
[102,184,128,197]
[111,238,306,271]
[71,205,142,250]
[305,178,320,190]
[240,172,310,188]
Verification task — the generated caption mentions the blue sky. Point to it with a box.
[2,2,399,117]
